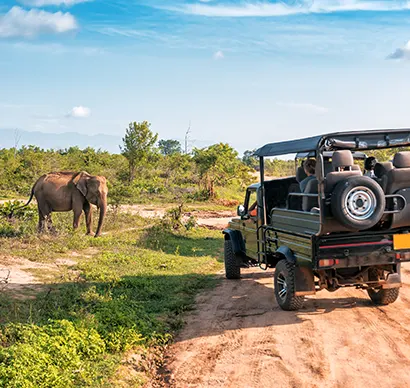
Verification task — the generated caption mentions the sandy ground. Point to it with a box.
[161,264,410,388]
[118,204,234,230]
[0,205,233,293]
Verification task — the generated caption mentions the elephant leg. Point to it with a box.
[47,214,57,234]
[73,207,82,230]
[37,202,50,234]
[38,213,46,233]
[83,202,93,236]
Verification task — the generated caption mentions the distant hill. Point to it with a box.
[0,129,122,154]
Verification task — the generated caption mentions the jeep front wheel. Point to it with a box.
[274,259,304,311]
[224,239,240,279]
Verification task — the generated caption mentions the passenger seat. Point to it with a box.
[302,178,318,212]
[325,150,362,192]
[385,152,410,229]
[374,161,393,192]
[386,152,410,194]
[287,166,305,210]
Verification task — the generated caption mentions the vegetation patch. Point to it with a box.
[0,210,223,387]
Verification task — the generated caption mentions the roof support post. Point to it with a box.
[259,156,266,226]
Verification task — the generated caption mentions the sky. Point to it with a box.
[1,0,410,154]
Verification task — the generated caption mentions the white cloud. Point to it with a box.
[161,1,410,17]
[213,50,224,59]
[18,0,91,6]
[0,6,77,38]
[97,27,152,38]
[11,41,105,55]
[67,106,91,118]
[387,41,410,60]
[277,102,328,114]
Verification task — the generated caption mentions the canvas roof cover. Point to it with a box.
[254,129,410,157]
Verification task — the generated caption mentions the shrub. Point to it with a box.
[0,320,111,388]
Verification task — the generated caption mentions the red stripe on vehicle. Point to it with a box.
[319,240,392,250]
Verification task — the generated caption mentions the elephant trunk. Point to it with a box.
[94,199,107,237]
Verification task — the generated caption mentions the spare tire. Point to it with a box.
[331,176,385,231]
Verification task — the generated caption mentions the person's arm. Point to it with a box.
[249,201,257,216]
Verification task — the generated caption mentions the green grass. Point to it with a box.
[0,208,224,387]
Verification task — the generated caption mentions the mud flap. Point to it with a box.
[235,252,256,268]
[294,266,316,296]
[381,273,402,289]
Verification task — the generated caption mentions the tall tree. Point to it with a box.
[158,139,182,156]
[193,143,250,198]
[121,121,158,182]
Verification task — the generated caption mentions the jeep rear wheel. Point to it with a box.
[331,176,385,231]
[224,239,240,279]
[367,288,400,305]
[274,259,304,311]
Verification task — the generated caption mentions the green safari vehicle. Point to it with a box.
[223,129,410,310]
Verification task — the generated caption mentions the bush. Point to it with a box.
[160,204,197,231]
[0,201,37,237]
[0,200,36,220]
[0,320,111,388]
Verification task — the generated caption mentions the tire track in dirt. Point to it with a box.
[160,264,410,387]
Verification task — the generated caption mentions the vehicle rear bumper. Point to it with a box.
[379,272,402,289]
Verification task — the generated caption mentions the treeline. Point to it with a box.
[0,121,294,204]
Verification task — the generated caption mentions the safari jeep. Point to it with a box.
[223,129,410,310]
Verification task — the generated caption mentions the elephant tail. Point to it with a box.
[8,186,35,219]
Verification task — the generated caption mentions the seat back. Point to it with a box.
[302,178,318,212]
[385,153,410,229]
[386,152,410,194]
[324,160,333,175]
[296,165,307,183]
[287,183,302,210]
[325,150,362,192]
[374,161,393,192]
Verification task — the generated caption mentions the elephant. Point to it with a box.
[17,171,108,237]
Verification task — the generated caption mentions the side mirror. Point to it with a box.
[237,205,246,217]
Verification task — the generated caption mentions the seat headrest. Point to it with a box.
[393,152,410,168]
[374,161,393,178]
[332,150,354,169]
[296,166,307,183]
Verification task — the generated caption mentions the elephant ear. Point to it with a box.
[73,171,90,197]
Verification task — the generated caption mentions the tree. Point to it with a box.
[242,149,258,168]
[158,139,182,156]
[120,121,158,182]
[193,143,250,198]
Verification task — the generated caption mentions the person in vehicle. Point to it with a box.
[364,156,377,178]
[249,201,257,217]
[299,159,316,192]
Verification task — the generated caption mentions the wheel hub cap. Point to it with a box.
[345,186,377,221]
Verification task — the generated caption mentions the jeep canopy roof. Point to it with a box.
[254,129,410,157]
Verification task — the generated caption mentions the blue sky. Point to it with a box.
[1,0,410,154]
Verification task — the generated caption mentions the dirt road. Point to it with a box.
[162,264,410,388]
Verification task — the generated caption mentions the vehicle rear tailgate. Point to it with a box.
[314,231,410,269]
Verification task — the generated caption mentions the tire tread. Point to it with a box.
[224,240,240,279]
[368,287,400,305]
[274,259,304,311]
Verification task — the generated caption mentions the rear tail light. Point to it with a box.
[319,259,340,267]
[395,252,410,260]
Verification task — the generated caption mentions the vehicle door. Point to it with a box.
[241,188,258,259]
